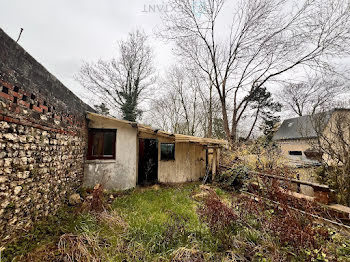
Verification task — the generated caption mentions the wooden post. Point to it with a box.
[216,148,220,169]
[212,148,217,180]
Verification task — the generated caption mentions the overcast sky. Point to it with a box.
[1,0,350,125]
[0,0,174,101]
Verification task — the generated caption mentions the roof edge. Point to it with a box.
[86,112,228,146]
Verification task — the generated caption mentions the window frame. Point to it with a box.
[288,151,303,156]
[87,128,116,160]
[160,143,175,161]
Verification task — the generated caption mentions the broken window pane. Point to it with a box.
[161,143,175,161]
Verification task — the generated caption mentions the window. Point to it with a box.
[289,151,302,156]
[304,150,322,160]
[87,129,116,160]
[161,143,175,161]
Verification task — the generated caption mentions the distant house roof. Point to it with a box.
[273,111,334,141]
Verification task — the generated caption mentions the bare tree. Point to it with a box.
[148,65,202,135]
[76,30,155,122]
[148,92,182,133]
[196,75,223,138]
[279,74,349,116]
[147,63,226,137]
[311,109,350,205]
[159,0,350,143]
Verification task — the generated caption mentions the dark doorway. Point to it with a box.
[205,148,213,183]
[138,138,158,185]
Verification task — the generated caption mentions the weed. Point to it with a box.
[236,179,331,258]
[2,207,79,261]
[214,187,224,196]
[243,228,261,245]
[83,184,106,213]
[74,213,99,234]
[170,247,206,262]
[58,233,102,262]
[97,210,129,232]
[198,189,238,250]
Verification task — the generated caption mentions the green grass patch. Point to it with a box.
[111,184,218,258]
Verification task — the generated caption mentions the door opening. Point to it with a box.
[138,138,158,185]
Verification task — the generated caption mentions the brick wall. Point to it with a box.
[0,28,92,245]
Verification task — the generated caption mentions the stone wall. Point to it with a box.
[0,28,92,245]
[0,120,85,244]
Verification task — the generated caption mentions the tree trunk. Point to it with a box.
[245,108,260,141]
[208,84,213,138]
[231,110,238,143]
[220,98,232,143]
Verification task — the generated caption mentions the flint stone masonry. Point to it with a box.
[0,122,85,243]
[0,28,92,245]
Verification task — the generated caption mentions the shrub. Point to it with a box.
[248,137,287,171]
[315,165,350,206]
[81,184,107,213]
[215,166,250,192]
[237,179,330,257]
[198,190,238,250]
[268,212,329,250]
[91,184,105,212]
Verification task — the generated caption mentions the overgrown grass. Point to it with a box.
[1,207,80,261]
[3,183,350,262]
[111,184,219,259]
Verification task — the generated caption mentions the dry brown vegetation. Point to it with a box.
[3,182,350,262]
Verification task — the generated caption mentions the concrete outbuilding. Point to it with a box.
[84,112,227,190]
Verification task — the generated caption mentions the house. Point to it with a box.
[84,112,227,190]
[273,109,350,166]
